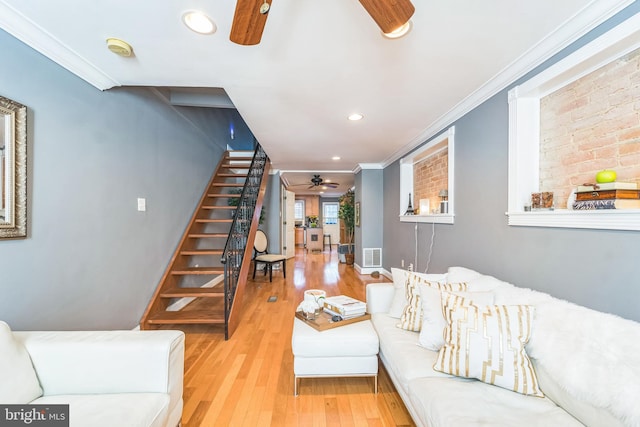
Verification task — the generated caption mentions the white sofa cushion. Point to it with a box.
[371,313,450,394]
[15,330,183,396]
[527,298,640,426]
[32,393,169,427]
[434,294,544,397]
[407,377,583,427]
[0,321,42,403]
[533,362,624,427]
[418,286,494,351]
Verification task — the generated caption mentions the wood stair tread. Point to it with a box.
[188,233,228,238]
[171,267,225,275]
[147,310,225,325]
[225,156,253,161]
[195,219,233,223]
[201,205,235,210]
[217,173,248,177]
[211,183,245,187]
[207,194,241,197]
[180,249,224,255]
[160,287,224,298]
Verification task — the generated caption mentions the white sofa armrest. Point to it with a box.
[14,329,184,413]
[366,282,395,314]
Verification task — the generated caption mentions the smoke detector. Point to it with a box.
[106,38,133,57]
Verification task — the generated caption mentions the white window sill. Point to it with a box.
[506,210,640,231]
[400,214,454,224]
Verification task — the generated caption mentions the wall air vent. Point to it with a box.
[363,248,382,268]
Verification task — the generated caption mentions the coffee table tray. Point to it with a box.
[295,311,371,331]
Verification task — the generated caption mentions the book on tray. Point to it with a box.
[323,307,365,320]
[323,295,366,318]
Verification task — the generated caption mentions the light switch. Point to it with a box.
[137,198,146,212]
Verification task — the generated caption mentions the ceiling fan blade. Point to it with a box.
[230,0,273,46]
[357,0,415,34]
[326,183,339,188]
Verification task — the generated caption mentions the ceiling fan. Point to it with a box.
[230,0,415,45]
[291,175,340,190]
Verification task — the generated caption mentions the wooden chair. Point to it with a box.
[252,230,286,282]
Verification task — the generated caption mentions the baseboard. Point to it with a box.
[353,263,391,279]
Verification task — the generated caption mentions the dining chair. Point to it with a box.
[252,229,286,282]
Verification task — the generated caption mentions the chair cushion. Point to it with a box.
[0,321,43,403]
[255,254,286,262]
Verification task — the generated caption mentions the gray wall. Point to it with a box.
[262,172,282,253]
[355,169,384,266]
[383,4,640,323]
[0,29,227,330]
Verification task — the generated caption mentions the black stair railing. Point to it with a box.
[221,143,268,338]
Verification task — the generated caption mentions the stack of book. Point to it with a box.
[323,295,367,319]
[573,182,640,210]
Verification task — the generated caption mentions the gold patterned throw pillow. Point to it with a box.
[433,292,544,397]
[396,274,468,332]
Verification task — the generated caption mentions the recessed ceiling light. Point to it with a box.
[332,156,341,161]
[382,20,412,39]
[182,11,216,34]
[319,191,325,194]
[325,179,332,183]
[348,113,363,121]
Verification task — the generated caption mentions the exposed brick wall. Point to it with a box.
[413,147,448,214]
[540,47,640,208]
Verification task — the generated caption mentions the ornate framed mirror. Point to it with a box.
[0,95,27,239]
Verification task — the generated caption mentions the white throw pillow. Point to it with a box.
[447,266,510,292]
[0,321,43,403]
[396,273,424,331]
[388,268,446,318]
[397,274,466,332]
[433,294,543,397]
[446,266,483,283]
[418,286,494,351]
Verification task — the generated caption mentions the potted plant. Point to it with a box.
[338,189,355,265]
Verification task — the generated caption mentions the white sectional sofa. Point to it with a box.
[366,267,640,427]
[1,321,185,427]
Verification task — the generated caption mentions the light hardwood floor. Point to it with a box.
[172,247,415,426]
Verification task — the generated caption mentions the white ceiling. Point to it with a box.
[0,0,631,197]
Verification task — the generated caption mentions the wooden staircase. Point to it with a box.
[140,150,257,330]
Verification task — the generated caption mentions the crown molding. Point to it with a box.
[279,169,353,174]
[0,1,120,90]
[382,0,635,168]
[353,163,384,174]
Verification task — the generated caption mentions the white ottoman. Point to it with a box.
[291,318,379,395]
